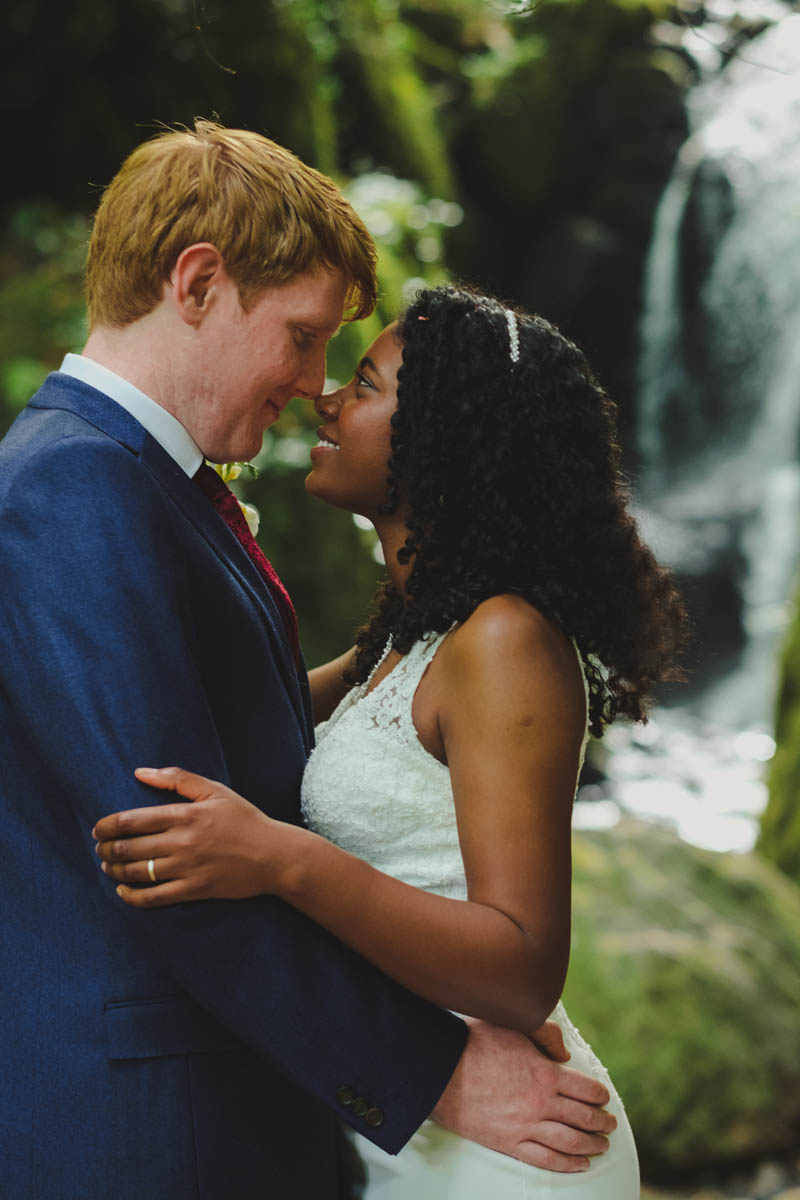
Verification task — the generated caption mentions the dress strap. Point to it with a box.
[418,627,453,663]
[409,626,458,680]
[364,627,453,708]
[388,633,439,690]
[571,638,590,712]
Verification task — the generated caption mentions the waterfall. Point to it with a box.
[637,8,800,726]
[636,142,699,488]
[577,10,800,851]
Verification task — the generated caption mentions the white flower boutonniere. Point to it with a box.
[238,502,260,538]
[208,460,261,538]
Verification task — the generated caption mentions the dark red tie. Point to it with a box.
[194,462,300,666]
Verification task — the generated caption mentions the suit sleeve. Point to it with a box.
[0,436,467,1153]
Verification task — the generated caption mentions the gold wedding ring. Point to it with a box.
[147,858,157,884]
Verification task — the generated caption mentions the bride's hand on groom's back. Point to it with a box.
[431,1017,615,1172]
[93,768,299,904]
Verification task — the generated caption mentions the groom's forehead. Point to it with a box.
[249,269,349,325]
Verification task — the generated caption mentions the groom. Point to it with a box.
[0,121,613,1197]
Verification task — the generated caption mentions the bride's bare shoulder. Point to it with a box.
[436,594,584,715]
[448,594,570,662]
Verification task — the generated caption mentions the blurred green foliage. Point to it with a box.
[0,205,88,416]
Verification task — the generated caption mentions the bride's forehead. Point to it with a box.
[365,324,403,367]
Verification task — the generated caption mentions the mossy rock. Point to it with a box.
[759,590,800,880]
[455,0,683,219]
[563,820,800,1177]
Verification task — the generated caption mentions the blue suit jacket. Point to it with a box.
[0,374,466,1199]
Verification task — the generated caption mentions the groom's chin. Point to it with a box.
[205,432,265,466]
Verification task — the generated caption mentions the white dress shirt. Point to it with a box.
[59,353,204,477]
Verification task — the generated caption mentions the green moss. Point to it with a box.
[564,822,800,1175]
[759,588,800,880]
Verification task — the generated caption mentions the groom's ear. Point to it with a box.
[169,243,228,326]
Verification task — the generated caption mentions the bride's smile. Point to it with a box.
[312,430,339,450]
[305,323,403,521]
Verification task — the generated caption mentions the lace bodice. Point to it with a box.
[301,633,467,899]
[301,628,590,901]
[301,629,615,1091]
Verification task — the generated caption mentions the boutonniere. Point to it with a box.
[208,461,261,538]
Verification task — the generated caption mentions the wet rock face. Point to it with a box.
[632,13,800,717]
[563,821,800,1177]
[448,3,691,424]
[674,564,746,691]
[630,492,750,696]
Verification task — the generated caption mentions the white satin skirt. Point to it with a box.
[352,1034,640,1200]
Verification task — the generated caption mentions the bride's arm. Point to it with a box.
[95,602,585,1035]
[307,645,356,722]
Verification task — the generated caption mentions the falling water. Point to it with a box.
[576,9,800,852]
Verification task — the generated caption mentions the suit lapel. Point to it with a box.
[141,438,312,747]
[30,374,312,748]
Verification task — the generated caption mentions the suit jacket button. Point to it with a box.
[337,1086,356,1107]
[365,1107,384,1128]
[352,1097,368,1117]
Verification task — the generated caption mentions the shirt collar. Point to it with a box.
[59,353,204,477]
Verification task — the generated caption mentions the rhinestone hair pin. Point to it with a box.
[505,309,520,363]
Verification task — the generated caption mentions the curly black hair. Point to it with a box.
[348,284,687,736]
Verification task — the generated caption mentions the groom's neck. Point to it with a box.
[82,313,189,424]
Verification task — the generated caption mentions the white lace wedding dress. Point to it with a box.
[301,631,640,1199]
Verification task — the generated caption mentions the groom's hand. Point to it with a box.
[430,1017,615,1172]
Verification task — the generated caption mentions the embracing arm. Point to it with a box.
[99,599,587,1035]
[307,646,356,723]
[270,824,561,1033]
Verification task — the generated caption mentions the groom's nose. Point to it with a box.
[294,348,327,402]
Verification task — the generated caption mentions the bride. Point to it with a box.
[95,285,686,1197]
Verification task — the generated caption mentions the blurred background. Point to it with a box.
[3,0,800,1193]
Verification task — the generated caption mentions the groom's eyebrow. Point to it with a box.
[359,356,379,376]
[295,317,342,336]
